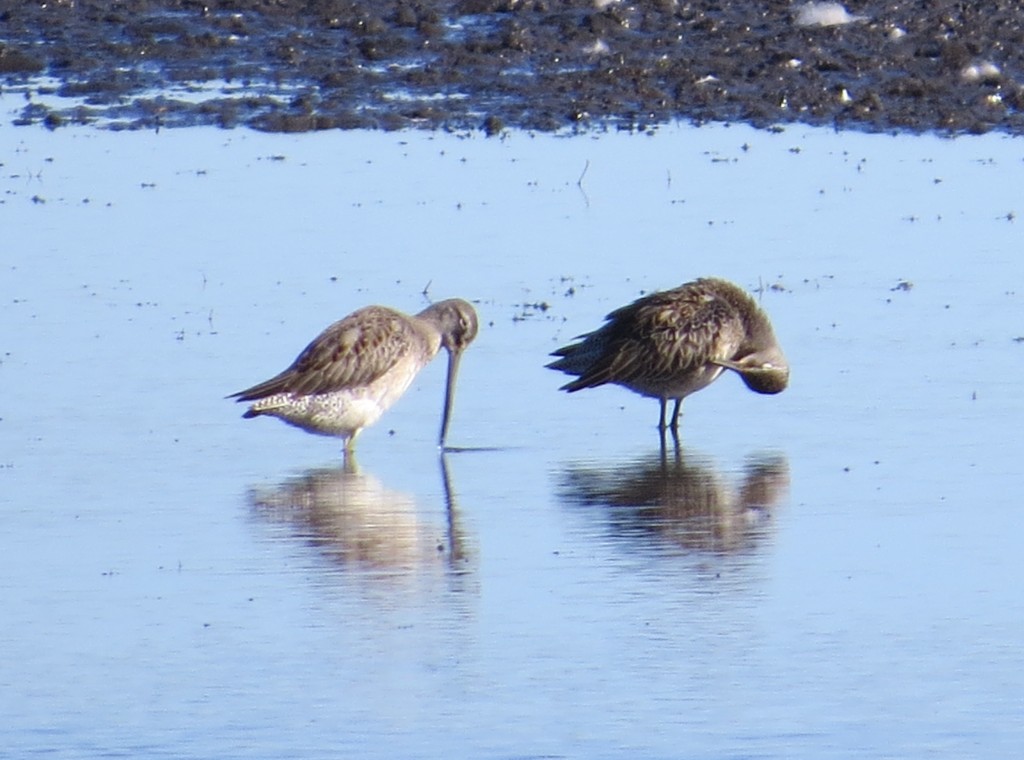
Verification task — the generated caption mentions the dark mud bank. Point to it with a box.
[3,0,1024,135]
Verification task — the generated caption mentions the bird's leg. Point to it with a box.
[343,429,360,460]
[658,398,669,431]
[669,399,682,431]
[659,423,681,464]
[342,450,360,473]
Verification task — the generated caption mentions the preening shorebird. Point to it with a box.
[229,298,478,452]
[547,278,788,431]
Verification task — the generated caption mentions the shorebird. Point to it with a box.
[547,277,788,431]
[229,298,478,452]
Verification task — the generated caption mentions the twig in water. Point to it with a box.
[577,160,590,187]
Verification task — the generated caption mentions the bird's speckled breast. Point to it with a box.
[249,351,426,439]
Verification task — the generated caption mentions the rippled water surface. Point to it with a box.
[2,123,1023,758]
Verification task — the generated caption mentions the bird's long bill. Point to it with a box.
[710,358,744,372]
[438,347,464,447]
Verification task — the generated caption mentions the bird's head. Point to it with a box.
[714,344,789,395]
[423,298,479,355]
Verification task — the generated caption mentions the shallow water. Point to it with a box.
[2,123,1023,758]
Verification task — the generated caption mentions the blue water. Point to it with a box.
[1,123,1022,758]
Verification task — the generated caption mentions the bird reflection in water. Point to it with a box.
[558,445,789,555]
[249,455,471,580]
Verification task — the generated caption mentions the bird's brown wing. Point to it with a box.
[229,306,421,401]
[559,287,743,391]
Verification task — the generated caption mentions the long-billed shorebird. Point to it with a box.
[229,298,478,452]
[547,277,788,431]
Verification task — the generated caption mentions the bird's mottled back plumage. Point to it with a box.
[548,277,787,431]
[231,306,434,403]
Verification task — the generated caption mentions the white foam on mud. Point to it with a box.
[794,2,868,27]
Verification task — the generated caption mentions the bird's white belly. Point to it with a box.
[252,355,423,439]
[274,392,389,437]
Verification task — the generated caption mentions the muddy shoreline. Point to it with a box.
[3,0,1024,135]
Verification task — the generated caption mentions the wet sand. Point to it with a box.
[3,0,1024,134]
